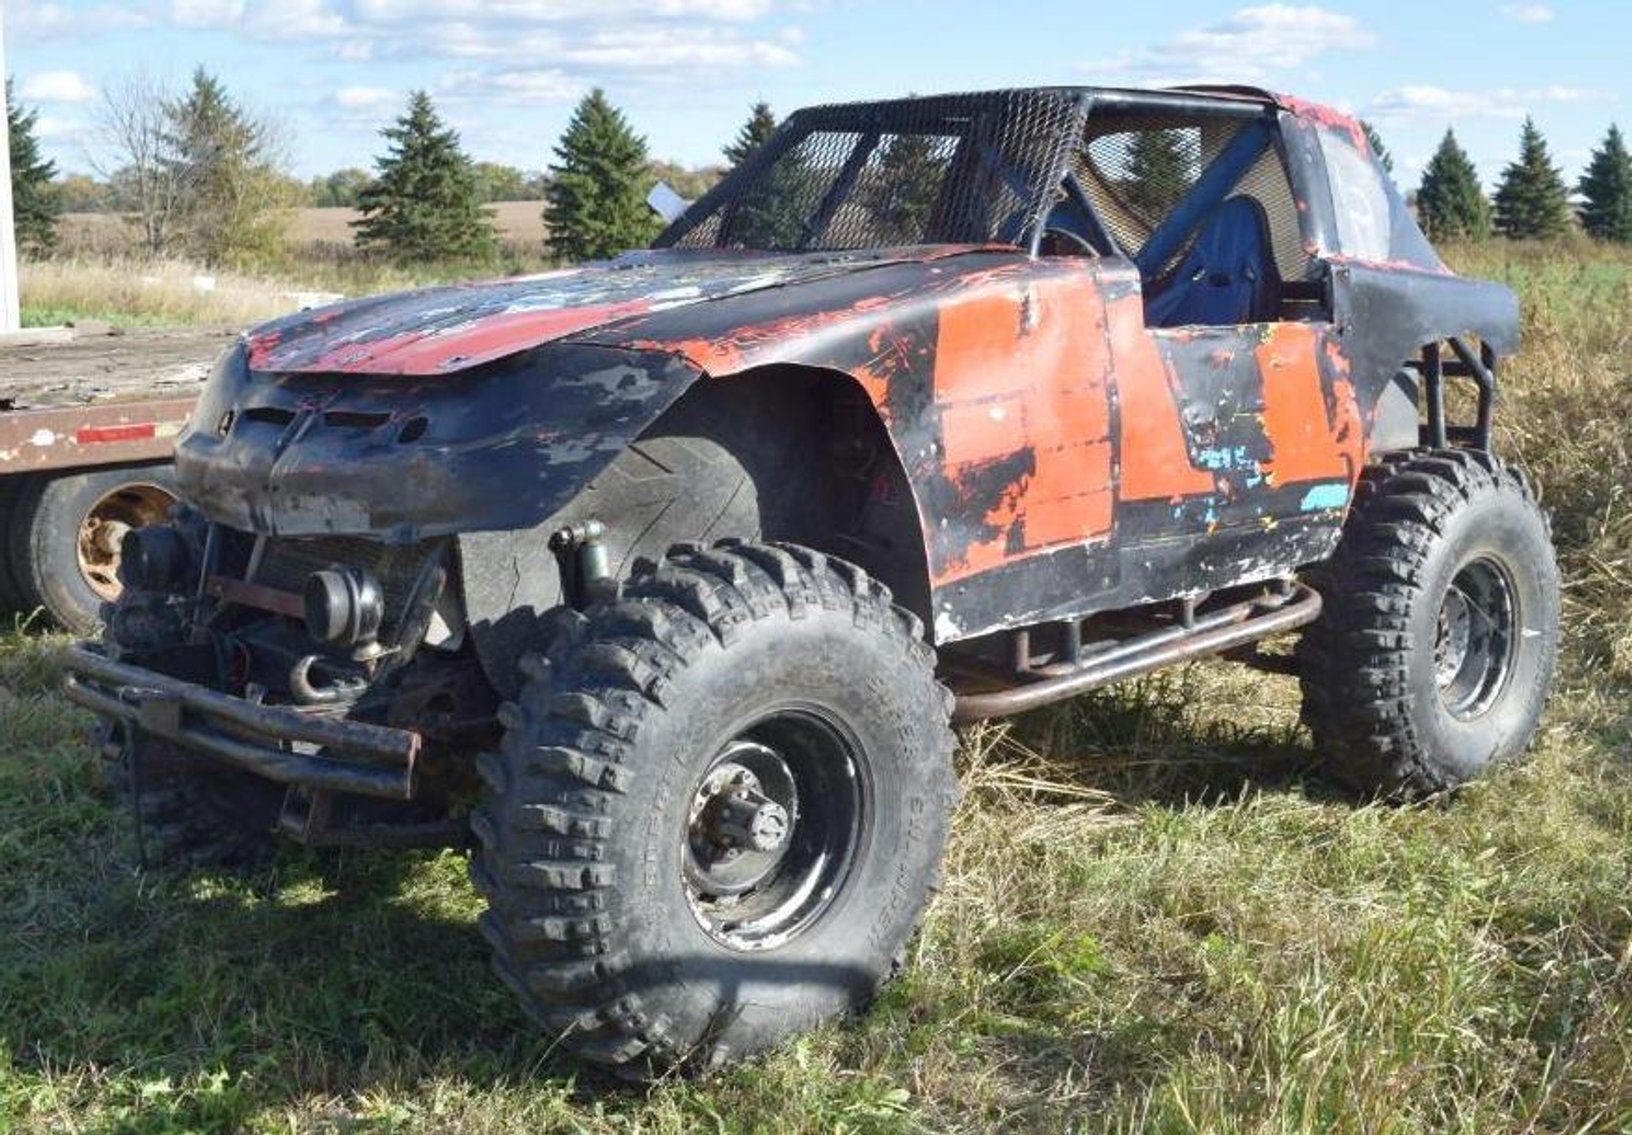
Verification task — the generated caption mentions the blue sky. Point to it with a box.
[5,1,1624,191]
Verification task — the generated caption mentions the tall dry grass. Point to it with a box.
[1447,240,1632,677]
[0,238,1628,1133]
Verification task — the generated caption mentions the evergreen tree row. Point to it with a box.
[1414,117,1632,243]
[356,90,782,265]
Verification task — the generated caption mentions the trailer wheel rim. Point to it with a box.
[1434,556,1518,720]
[76,482,178,603]
[682,709,865,952]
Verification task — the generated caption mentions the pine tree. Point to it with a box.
[1122,128,1196,223]
[1578,123,1632,243]
[164,68,290,265]
[7,79,59,255]
[1417,129,1491,240]
[545,90,659,262]
[863,133,946,244]
[723,100,777,168]
[1493,117,1571,239]
[1360,119,1394,174]
[354,91,497,265]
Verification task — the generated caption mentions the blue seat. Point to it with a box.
[1144,196,1280,328]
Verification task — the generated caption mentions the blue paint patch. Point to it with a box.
[1195,445,1258,472]
[1299,483,1350,512]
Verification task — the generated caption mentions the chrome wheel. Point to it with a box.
[1435,556,1518,720]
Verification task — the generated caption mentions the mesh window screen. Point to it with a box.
[1077,113,1309,280]
[661,90,1086,252]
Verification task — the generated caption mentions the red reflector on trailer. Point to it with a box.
[75,422,158,445]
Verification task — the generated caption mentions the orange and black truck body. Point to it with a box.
[66,86,1517,797]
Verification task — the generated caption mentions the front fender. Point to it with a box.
[174,342,702,540]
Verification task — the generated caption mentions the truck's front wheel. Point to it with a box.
[470,542,956,1076]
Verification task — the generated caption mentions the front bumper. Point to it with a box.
[63,644,421,800]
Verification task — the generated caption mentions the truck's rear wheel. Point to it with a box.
[470,542,956,1076]
[8,463,178,634]
[1298,449,1559,796]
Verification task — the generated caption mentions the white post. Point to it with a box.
[0,3,21,332]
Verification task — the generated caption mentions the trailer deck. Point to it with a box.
[0,326,231,473]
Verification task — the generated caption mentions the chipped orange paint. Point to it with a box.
[931,274,1114,580]
[1104,289,1216,502]
[1256,324,1363,486]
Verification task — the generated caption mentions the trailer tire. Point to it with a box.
[1298,449,1559,797]
[8,463,178,635]
[0,476,28,613]
[470,541,957,1077]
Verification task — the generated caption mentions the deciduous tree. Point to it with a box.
[309,167,371,208]
[163,68,291,265]
[94,71,185,255]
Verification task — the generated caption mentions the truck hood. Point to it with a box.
[244,248,975,377]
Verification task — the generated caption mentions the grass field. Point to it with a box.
[52,205,549,259]
[1,242,1629,1133]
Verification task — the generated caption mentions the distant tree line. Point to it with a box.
[10,75,741,267]
[1409,116,1632,243]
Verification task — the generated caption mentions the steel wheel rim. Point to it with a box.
[682,708,865,952]
[76,482,178,603]
[1434,556,1518,720]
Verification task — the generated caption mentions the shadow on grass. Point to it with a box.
[973,661,1350,811]
[0,639,1352,1132]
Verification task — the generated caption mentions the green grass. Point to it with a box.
[2,241,1630,1133]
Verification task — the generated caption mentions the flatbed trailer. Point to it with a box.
[0,326,233,632]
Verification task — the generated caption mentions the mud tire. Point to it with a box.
[1298,449,1559,797]
[105,735,284,867]
[470,541,957,1077]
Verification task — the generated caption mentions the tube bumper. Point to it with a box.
[62,644,421,800]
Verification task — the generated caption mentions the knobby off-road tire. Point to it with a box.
[8,462,179,635]
[1299,449,1559,797]
[470,541,957,1076]
[105,735,284,867]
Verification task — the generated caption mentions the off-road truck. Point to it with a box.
[64,86,1560,1076]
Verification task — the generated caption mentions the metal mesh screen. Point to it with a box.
[660,90,1086,252]
[1076,113,1309,280]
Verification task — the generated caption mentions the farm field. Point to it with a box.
[0,241,1629,1133]
[53,203,549,259]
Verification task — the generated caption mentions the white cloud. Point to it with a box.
[351,0,772,19]
[1498,3,1554,23]
[331,86,400,112]
[10,2,149,41]
[439,69,586,105]
[1085,4,1375,84]
[18,70,97,104]
[155,0,804,88]
[32,115,93,145]
[170,0,247,26]
[1366,84,1600,122]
